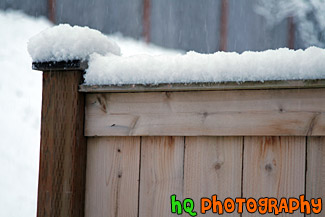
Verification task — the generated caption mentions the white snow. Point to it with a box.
[0,9,182,217]
[85,47,325,85]
[28,23,325,85]
[28,24,121,62]
[29,24,323,86]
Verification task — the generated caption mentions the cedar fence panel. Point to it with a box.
[83,85,325,217]
[34,62,325,217]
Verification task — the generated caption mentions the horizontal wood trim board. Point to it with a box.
[85,88,325,136]
[79,79,325,93]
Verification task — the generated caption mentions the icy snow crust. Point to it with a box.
[85,47,325,85]
[28,24,121,62]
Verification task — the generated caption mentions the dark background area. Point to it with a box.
[1,0,306,53]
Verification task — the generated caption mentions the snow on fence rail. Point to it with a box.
[30,25,325,217]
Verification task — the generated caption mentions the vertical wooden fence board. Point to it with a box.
[85,137,140,217]
[184,137,243,217]
[242,136,305,217]
[139,136,184,217]
[306,137,325,217]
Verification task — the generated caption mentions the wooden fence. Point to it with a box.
[34,61,324,217]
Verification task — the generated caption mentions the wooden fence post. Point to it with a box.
[219,0,228,51]
[288,16,295,49]
[48,0,56,23]
[143,0,151,43]
[33,60,88,217]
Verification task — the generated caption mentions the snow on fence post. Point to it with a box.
[32,60,88,217]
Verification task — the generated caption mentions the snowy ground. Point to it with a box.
[0,9,180,217]
[0,10,50,217]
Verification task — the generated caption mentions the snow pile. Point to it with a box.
[85,47,325,85]
[0,10,52,217]
[27,22,325,85]
[28,24,121,62]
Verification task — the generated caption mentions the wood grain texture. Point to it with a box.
[37,70,87,217]
[85,137,140,217]
[306,137,325,217]
[79,79,325,93]
[242,137,305,217]
[85,88,325,136]
[139,137,184,217]
[184,137,242,217]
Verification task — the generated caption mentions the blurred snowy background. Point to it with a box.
[1,0,325,53]
[0,10,49,217]
[0,0,325,216]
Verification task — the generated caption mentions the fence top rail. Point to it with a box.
[79,79,325,93]
[32,61,325,93]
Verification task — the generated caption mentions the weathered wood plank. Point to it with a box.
[37,70,87,217]
[139,137,184,217]
[306,137,325,217]
[85,137,140,217]
[85,88,325,136]
[79,79,325,93]
[184,137,242,217]
[242,136,305,217]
